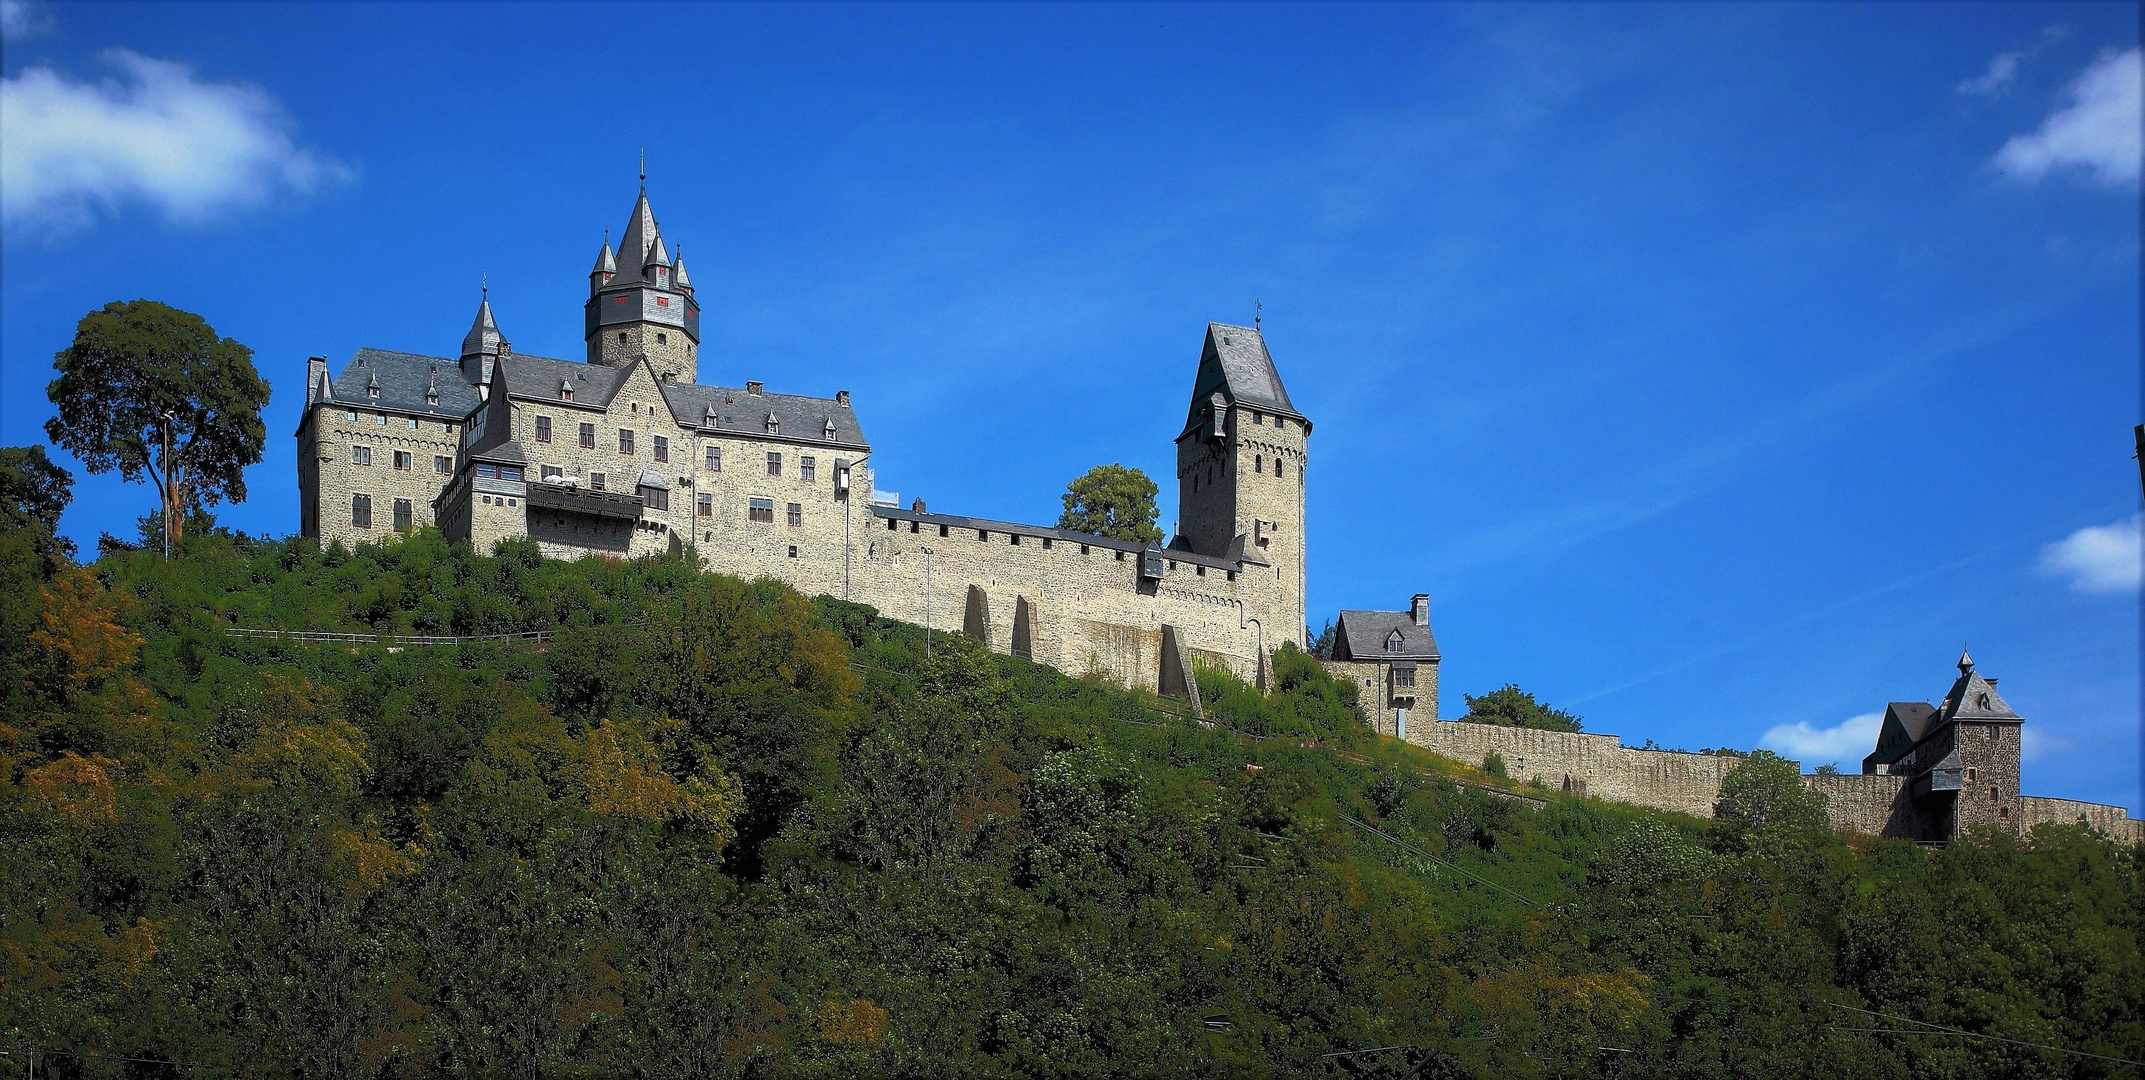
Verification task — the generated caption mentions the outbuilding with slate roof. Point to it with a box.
[1321,594,1440,741]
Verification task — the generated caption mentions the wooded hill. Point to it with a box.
[3,525,2140,1078]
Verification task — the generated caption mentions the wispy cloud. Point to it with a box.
[1958,25,2069,97]
[0,0,47,41]
[1993,47,2142,187]
[2038,511,2141,594]
[0,49,351,233]
[1761,712,1880,767]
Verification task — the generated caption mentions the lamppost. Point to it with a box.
[161,410,175,559]
[919,545,935,658]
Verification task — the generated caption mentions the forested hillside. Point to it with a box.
[3,524,2140,1078]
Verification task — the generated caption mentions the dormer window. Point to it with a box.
[823,418,837,439]
[559,380,573,402]
[1385,630,1405,653]
[766,412,779,434]
[367,386,379,399]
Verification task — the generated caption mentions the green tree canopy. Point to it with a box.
[1713,749,1830,845]
[0,445,74,557]
[1057,463,1163,545]
[44,300,269,551]
[1459,683,1584,732]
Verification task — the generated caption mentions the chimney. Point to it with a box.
[836,389,850,406]
[746,380,763,395]
[1410,594,1429,627]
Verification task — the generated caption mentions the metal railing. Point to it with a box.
[222,627,554,647]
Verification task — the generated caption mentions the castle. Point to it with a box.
[296,178,1437,714]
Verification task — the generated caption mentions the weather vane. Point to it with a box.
[1255,299,1262,329]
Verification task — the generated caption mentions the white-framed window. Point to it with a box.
[800,456,816,481]
[352,445,372,466]
[705,445,721,471]
[352,494,372,528]
[749,497,774,523]
[786,502,802,526]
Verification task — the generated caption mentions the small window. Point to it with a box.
[618,332,627,344]
[394,450,412,471]
[590,472,606,491]
[749,497,775,523]
[368,386,379,400]
[766,452,781,477]
[407,417,418,429]
[939,524,948,538]
[800,456,815,481]
[1967,768,1976,781]
[579,423,596,448]
[352,494,372,528]
[375,414,386,426]
[656,333,667,345]
[1385,629,1405,653]
[346,410,357,421]
[786,502,802,526]
[788,545,798,558]
[653,436,668,463]
[435,455,451,475]
[535,416,551,443]
[641,486,668,511]
[560,386,573,402]
[393,499,413,532]
[1011,534,1021,546]
[619,430,635,455]
[541,466,562,481]
[705,445,722,471]
[1255,455,1263,474]
[353,445,372,466]
[978,530,989,542]
[476,463,497,479]
[697,493,712,517]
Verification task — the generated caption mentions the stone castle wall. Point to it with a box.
[305,403,463,550]
[2019,796,2145,843]
[1325,658,1441,741]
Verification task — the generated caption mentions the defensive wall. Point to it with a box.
[1407,720,2143,842]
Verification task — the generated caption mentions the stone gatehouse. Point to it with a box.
[295,178,1385,697]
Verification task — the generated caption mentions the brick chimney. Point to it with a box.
[1410,594,1429,627]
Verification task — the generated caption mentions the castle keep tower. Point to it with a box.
[1175,322,1309,646]
[585,179,700,383]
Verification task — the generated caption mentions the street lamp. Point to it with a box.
[918,545,935,658]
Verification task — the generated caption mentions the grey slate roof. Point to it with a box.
[1334,610,1439,661]
[497,352,630,406]
[1888,702,1938,744]
[660,381,869,449]
[617,188,659,281]
[331,349,485,419]
[1184,323,1303,434]
[462,299,502,359]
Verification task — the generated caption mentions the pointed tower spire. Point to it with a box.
[461,288,503,384]
[674,244,692,292]
[591,229,617,295]
[645,230,672,269]
[1958,646,1974,674]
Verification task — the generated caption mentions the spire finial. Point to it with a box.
[639,148,646,187]
[1958,645,1974,674]
[481,270,487,299]
[1255,298,1262,329]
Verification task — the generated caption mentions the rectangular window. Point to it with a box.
[786,502,802,526]
[1394,667,1415,688]
[653,435,668,463]
[619,429,635,455]
[353,445,372,466]
[766,452,781,477]
[642,486,668,511]
[476,463,496,479]
[435,455,451,474]
[590,472,605,491]
[541,465,562,481]
[535,415,551,443]
[749,497,775,523]
[704,445,722,471]
[697,493,712,517]
[579,423,596,448]
[394,450,412,471]
[800,456,816,481]
[352,494,372,528]
[393,499,413,531]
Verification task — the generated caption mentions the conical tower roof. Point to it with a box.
[674,246,692,289]
[592,236,617,275]
[645,231,672,269]
[462,296,502,359]
[618,187,659,280]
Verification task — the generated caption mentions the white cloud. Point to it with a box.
[1993,47,2142,187]
[2039,512,2142,594]
[1,0,46,40]
[1761,712,1881,768]
[1,49,350,232]
[1960,52,2022,96]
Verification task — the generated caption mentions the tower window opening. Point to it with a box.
[1255,455,1263,474]
[657,333,667,345]
[618,332,627,344]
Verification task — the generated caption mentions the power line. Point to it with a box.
[1826,1003,2141,1066]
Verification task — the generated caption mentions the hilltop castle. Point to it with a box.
[296,179,1436,713]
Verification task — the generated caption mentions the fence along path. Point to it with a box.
[222,627,555,647]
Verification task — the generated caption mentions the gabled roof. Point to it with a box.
[660,381,870,450]
[1183,322,1303,435]
[1864,701,1936,768]
[1334,609,1439,661]
[330,349,485,419]
[496,353,631,408]
[1935,669,2021,725]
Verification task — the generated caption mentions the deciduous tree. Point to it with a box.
[44,300,269,552]
[1057,463,1163,545]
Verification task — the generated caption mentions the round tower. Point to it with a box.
[584,179,700,384]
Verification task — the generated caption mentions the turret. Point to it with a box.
[674,246,693,296]
[590,232,617,296]
[584,179,701,382]
[461,292,505,384]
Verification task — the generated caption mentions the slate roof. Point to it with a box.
[1888,702,1938,743]
[661,381,870,449]
[329,349,486,419]
[1334,609,1439,662]
[1184,322,1303,434]
[497,352,630,406]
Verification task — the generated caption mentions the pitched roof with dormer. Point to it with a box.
[1334,609,1439,662]
[1182,322,1305,435]
[327,348,486,420]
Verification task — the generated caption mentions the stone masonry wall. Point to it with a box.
[1407,721,1744,819]
[1324,658,1440,741]
[2019,796,2145,843]
[304,403,462,548]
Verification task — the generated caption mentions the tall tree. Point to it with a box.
[44,300,269,552]
[1459,683,1584,732]
[0,445,75,558]
[1057,463,1163,545]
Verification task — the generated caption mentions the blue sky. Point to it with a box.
[3,3,2139,808]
